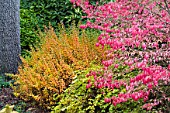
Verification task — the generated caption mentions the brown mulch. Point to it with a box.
[0,87,50,113]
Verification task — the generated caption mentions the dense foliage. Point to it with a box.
[20,0,85,56]
[20,7,40,56]
[1,0,168,112]
[20,0,114,57]
[0,74,14,90]
[11,23,105,109]
[52,65,145,113]
[71,0,170,112]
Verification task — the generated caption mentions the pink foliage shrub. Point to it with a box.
[71,0,170,111]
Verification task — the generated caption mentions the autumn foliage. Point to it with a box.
[11,23,105,109]
[71,0,170,111]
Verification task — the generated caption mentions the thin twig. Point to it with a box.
[164,0,170,15]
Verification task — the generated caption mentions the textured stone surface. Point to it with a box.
[0,0,21,74]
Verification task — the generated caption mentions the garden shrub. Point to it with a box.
[11,23,105,109]
[20,7,40,57]
[52,65,145,113]
[144,80,170,112]
[21,0,112,28]
[0,74,14,90]
[71,0,170,112]
[20,0,114,57]
[20,0,113,57]
[21,0,84,28]
[20,0,85,57]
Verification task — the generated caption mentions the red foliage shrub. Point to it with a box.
[71,0,170,111]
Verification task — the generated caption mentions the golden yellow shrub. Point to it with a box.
[12,23,105,109]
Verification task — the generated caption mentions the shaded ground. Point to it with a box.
[0,74,50,113]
